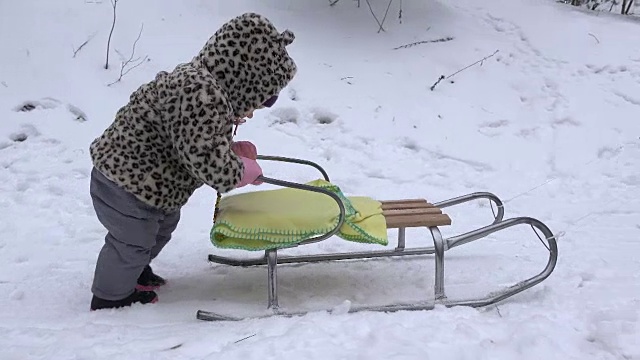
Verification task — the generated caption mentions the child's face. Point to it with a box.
[243,104,267,119]
[234,106,263,125]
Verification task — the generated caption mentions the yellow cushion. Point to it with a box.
[210,180,388,251]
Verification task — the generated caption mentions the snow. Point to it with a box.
[1,0,639,358]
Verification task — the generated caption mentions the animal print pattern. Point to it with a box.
[90,13,298,212]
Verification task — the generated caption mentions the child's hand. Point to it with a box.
[232,141,257,160]
[236,157,263,188]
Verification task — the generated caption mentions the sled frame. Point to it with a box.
[197,156,558,321]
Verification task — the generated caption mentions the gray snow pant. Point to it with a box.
[89,167,181,300]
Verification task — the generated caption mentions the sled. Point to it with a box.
[197,156,558,321]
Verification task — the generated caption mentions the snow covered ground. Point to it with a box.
[1,0,639,358]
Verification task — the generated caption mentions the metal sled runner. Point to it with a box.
[197,156,558,321]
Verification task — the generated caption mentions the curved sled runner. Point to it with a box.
[197,156,558,321]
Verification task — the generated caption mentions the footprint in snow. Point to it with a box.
[597,146,622,160]
[401,138,421,152]
[362,170,389,180]
[15,181,31,192]
[552,116,581,128]
[574,272,596,288]
[287,87,298,101]
[483,13,519,34]
[14,97,88,122]
[71,168,90,179]
[270,106,338,127]
[478,119,510,137]
[515,127,540,139]
[612,91,640,106]
[10,289,24,301]
[14,97,62,112]
[6,124,40,143]
[585,64,632,76]
[310,107,338,125]
[496,52,517,66]
[46,183,66,197]
[269,107,300,125]
[621,174,640,187]
[480,119,510,128]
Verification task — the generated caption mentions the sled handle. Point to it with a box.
[256,155,331,182]
[256,176,346,246]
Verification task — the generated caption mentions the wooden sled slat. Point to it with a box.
[381,199,436,210]
[381,199,429,205]
[380,199,451,228]
[383,208,442,216]
[385,213,452,228]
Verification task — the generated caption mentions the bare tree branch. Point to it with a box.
[105,0,118,69]
[430,50,500,91]
[73,32,97,58]
[377,0,395,33]
[364,0,387,32]
[107,23,148,86]
[393,36,453,50]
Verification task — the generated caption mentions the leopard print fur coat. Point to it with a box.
[90,13,297,212]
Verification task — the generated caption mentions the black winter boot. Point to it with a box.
[90,290,158,311]
[136,265,166,291]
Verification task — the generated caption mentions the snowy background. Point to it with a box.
[1,0,639,359]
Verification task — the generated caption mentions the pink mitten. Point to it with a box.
[236,157,264,188]
[231,141,257,160]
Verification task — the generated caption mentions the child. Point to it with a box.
[88,12,297,310]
